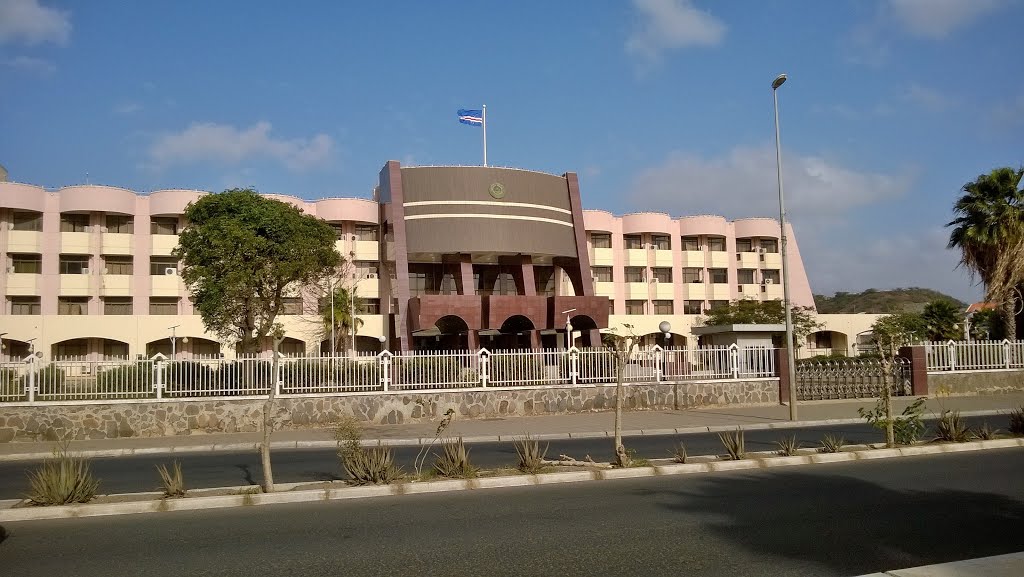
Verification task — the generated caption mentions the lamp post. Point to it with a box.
[329,278,336,357]
[168,325,180,359]
[772,72,798,421]
[0,332,7,363]
[561,309,576,349]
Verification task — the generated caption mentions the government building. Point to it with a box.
[0,162,877,360]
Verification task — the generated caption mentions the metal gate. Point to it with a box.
[795,357,911,401]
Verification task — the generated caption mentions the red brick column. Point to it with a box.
[776,348,793,405]
[899,345,929,396]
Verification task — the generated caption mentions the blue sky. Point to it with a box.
[1,0,1022,302]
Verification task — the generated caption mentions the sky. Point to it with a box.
[1,0,1022,303]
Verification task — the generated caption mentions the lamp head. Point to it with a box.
[772,74,787,90]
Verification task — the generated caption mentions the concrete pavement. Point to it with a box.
[1,393,1021,461]
[856,552,1024,577]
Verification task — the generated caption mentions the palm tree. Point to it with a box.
[947,167,1024,340]
[321,286,364,355]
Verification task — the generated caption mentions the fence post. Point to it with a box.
[24,355,37,403]
[898,345,929,396]
[729,344,739,379]
[568,347,579,386]
[151,353,167,400]
[378,350,392,392]
[946,340,956,371]
[1003,339,1012,370]
[478,348,490,387]
[652,345,663,383]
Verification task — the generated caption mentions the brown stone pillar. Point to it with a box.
[899,345,929,396]
[529,330,542,349]
[776,348,793,405]
[467,330,480,351]
[588,329,602,348]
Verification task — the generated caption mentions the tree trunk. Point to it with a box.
[881,356,894,448]
[1002,298,1017,341]
[261,338,281,493]
[613,361,629,467]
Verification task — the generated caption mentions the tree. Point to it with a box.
[921,300,963,341]
[969,308,1005,340]
[602,324,640,467]
[867,312,924,447]
[174,189,340,491]
[321,285,364,355]
[947,167,1024,340]
[700,299,822,347]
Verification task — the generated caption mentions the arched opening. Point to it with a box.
[280,337,306,357]
[803,330,850,359]
[52,338,89,360]
[1,338,32,362]
[639,332,687,348]
[481,315,536,350]
[414,315,470,351]
[355,335,385,354]
[568,314,599,348]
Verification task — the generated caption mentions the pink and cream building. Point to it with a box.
[0,163,874,360]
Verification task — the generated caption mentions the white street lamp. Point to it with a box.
[0,332,7,363]
[168,325,180,359]
[561,308,576,349]
[772,72,798,421]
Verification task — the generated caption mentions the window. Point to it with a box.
[354,224,378,241]
[59,255,90,274]
[736,238,753,252]
[103,341,129,359]
[55,339,88,359]
[709,300,729,311]
[609,300,616,316]
[11,254,41,274]
[535,266,556,297]
[652,267,672,283]
[357,298,381,315]
[60,213,89,232]
[624,267,646,283]
[681,267,702,283]
[58,297,89,315]
[708,268,728,284]
[625,300,646,315]
[150,258,178,275]
[737,269,755,284]
[280,297,303,315]
[762,269,781,284]
[653,300,674,314]
[149,297,179,315]
[329,222,345,239]
[103,297,133,315]
[683,300,703,315]
[707,236,726,252]
[150,217,179,235]
[590,233,612,248]
[10,296,41,315]
[354,262,379,278]
[592,267,613,282]
[623,235,643,249]
[105,215,134,234]
[12,211,43,231]
[651,235,671,251]
[104,256,133,275]
[760,238,778,253]
[681,236,700,251]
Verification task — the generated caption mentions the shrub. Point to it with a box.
[27,444,100,505]
[935,410,973,442]
[395,356,467,386]
[156,461,186,498]
[818,434,845,453]
[342,446,403,485]
[434,437,478,478]
[1009,407,1024,436]
[670,442,687,463]
[513,434,548,474]
[96,363,153,389]
[858,396,927,445]
[718,429,746,460]
[489,354,547,385]
[775,435,800,456]
[975,421,999,440]
[22,364,65,390]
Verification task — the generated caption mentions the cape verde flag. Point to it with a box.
[457,109,483,126]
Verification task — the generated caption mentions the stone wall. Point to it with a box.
[0,379,778,443]
[928,370,1024,397]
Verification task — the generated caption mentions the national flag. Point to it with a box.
[457,109,483,126]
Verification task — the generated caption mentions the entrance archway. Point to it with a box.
[482,315,536,350]
[414,315,470,351]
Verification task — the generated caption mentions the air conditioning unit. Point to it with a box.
[366,273,378,279]
[81,267,90,275]
[164,268,177,276]
[103,268,110,275]
[351,235,357,241]
[651,277,659,283]
[757,247,766,254]
[764,278,774,285]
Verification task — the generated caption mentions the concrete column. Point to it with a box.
[899,345,929,396]
[529,330,542,349]
[775,347,792,405]
[467,330,480,351]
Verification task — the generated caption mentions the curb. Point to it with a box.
[0,409,1011,462]
[2,437,1021,523]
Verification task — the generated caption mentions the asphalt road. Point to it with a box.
[1,449,1021,577]
[0,415,1001,498]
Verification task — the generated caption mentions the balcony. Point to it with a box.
[60,232,91,254]
[709,251,729,268]
[737,252,759,268]
[151,234,179,256]
[709,284,732,300]
[354,276,380,299]
[652,250,673,267]
[738,284,760,299]
[353,240,378,261]
[7,231,42,253]
[681,251,704,267]
[681,283,706,300]
[762,283,783,300]
[100,274,132,297]
[151,274,181,297]
[5,273,41,295]
[59,273,90,296]
[591,247,614,266]
[594,281,615,297]
[653,282,674,300]
[101,233,133,255]
[761,252,782,268]
[624,248,647,266]
[626,282,648,300]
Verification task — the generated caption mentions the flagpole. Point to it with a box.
[482,104,487,167]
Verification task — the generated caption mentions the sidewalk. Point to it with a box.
[1,394,1021,460]
[856,551,1024,577]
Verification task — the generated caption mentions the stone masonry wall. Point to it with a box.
[0,379,778,443]
[928,370,1024,397]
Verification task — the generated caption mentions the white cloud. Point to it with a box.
[988,92,1024,128]
[886,0,1004,38]
[148,121,334,172]
[6,54,54,75]
[113,102,142,115]
[0,0,70,45]
[625,0,725,60]
[628,144,913,220]
[902,83,955,112]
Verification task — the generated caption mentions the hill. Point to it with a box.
[813,288,966,314]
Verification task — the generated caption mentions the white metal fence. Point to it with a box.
[924,339,1024,371]
[0,344,780,405]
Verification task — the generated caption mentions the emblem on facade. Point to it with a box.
[488,182,506,199]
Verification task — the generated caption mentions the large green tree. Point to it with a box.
[947,167,1024,339]
[174,188,340,491]
[700,299,821,347]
